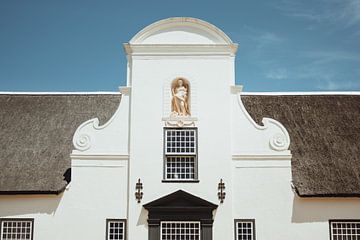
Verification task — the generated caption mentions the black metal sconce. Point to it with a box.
[218,179,226,203]
[135,178,143,203]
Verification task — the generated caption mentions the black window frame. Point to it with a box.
[106,219,126,240]
[162,127,199,182]
[234,219,256,240]
[0,218,34,240]
[329,219,360,240]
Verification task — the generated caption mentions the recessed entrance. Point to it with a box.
[143,190,217,240]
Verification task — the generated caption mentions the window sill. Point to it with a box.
[162,179,200,183]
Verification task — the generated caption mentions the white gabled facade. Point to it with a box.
[1,17,360,240]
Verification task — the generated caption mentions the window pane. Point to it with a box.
[330,221,360,240]
[0,220,32,240]
[107,220,125,240]
[236,220,254,240]
[165,156,195,180]
[161,221,200,240]
[165,129,196,155]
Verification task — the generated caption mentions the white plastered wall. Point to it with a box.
[0,88,131,239]
[231,90,360,239]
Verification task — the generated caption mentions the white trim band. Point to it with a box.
[70,153,130,160]
[241,91,360,96]
[232,154,292,160]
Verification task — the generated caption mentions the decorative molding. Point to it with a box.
[72,90,128,152]
[232,154,292,160]
[0,91,121,95]
[270,132,288,151]
[129,17,234,44]
[73,118,103,152]
[162,117,198,127]
[230,85,243,94]
[71,160,127,168]
[124,44,238,57]
[119,86,131,95]
[234,162,291,169]
[240,91,360,96]
[73,133,91,151]
[70,153,129,160]
[236,94,291,152]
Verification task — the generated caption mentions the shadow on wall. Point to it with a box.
[0,193,62,217]
[292,195,360,223]
[137,207,148,228]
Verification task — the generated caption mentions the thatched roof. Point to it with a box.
[0,93,359,197]
[242,94,360,197]
[0,94,121,194]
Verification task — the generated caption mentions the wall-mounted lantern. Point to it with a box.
[218,179,226,203]
[135,178,143,203]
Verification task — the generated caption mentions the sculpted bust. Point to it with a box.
[171,78,190,116]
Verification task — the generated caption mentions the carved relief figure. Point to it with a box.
[171,78,190,116]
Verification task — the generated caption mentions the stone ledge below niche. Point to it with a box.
[162,116,198,127]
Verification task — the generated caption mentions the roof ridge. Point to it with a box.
[241,91,360,96]
[0,91,121,95]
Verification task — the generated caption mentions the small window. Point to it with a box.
[106,219,126,240]
[330,220,360,240]
[0,219,33,240]
[235,219,255,240]
[164,128,198,181]
[161,221,200,240]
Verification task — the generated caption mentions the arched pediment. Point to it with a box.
[130,17,233,44]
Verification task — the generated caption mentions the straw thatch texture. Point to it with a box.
[242,95,360,197]
[0,94,121,194]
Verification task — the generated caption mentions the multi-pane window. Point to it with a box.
[235,220,255,240]
[0,219,33,240]
[161,221,200,240]
[164,128,197,180]
[165,129,196,154]
[330,220,360,240]
[106,219,125,240]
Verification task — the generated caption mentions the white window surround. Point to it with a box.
[235,219,255,240]
[0,219,33,240]
[330,220,360,240]
[164,128,198,181]
[106,219,125,240]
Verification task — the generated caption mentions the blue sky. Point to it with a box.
[0,0,359,92]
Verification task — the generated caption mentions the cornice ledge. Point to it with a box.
[70,152,130,160]
[232,153,292,160]
[230,85,243,94]
[123,43,238,56]
[119,86,131,95]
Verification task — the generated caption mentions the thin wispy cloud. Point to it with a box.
[275,0,360,28]
[300,50,360,64]
[266,68,288,80]
[239,26,285,55]
[230,8,358,91]
[261,48,360,90]
[317,79,360,90]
